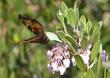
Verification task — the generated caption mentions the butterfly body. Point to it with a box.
[18,15,49,44]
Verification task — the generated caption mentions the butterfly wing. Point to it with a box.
[18,15,49,44]
[18,14,44,35]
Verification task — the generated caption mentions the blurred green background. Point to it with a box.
[0,0,110,78]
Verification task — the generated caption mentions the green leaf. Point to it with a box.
[65,35,77,48]
[90,21,102,42]
[96,52,102,77]
[65,35,77,54]
[80,15,86,25]
[61,2,68,17]
[74,1,79,26]
[67,9,76,26]
[74,1,78,12]
[74,55,87,71]
[84,69,96,78]
[57,9,64,23]
[46,32,62,42]
[79,15,87,32]
[57,10,67,33]
[56,31,66,41]
[75,8,79,26]
[64,1,79,28]
[58,2,69,34]
[81,36,88,50]
[90,41,102,62]
[65,24,78,39]
[86,21,92,33]
[99,21,103,27]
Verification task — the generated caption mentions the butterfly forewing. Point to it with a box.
[18,15,44,35]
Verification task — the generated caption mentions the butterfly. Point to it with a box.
[18,14,49,44]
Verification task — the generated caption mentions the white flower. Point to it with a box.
[58,66,66,75]
[47,50,53,58]
[51,62,58,71]
[48,64,55,74]
[71,56,76,66]
[78,48,90,65]
[63,59,70,68]
[80,49,90,65]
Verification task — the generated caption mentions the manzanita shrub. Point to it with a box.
[46,2,110,78]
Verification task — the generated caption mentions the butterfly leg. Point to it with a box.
[18,36,41,44]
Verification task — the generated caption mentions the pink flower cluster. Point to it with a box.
[47,43,70,75]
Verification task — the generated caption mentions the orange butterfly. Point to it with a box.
[18,15,49,44]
